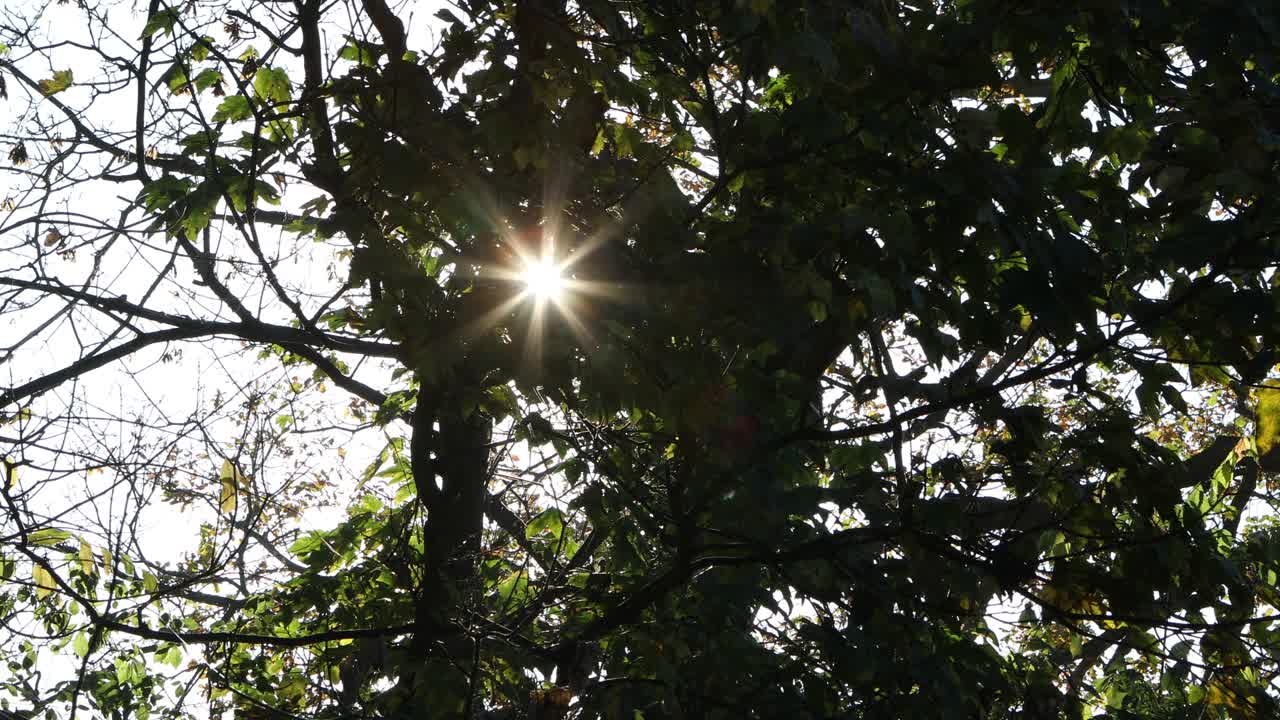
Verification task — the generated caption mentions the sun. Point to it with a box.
[522,258,565,300]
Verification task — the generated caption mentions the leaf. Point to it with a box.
[78,539,95,575]
[163,64,191,93]
[219,458,246,513]
[32,566,55,599]
[0,407,30,426]
[160,645,183,667]
[72,632,89,658]
[37,69,73,96]
[252,67,290,104]
[1254,381,1280,456]
[495,570,530,605]
[140,8,179,38]
[1105,684,1128,709]
[212,95,253,123]
[613,124,642,159]
[28,528,71,547]
[526,508,566,541]
[140,175,195,212]
[193,69,224,92]
[338,38,379,66]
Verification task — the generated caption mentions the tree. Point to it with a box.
[0,0,1278,717]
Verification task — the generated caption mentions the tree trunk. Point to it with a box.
[410,389,491,646]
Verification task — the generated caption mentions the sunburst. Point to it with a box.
[441,166,639,379]
[520,256,566,301]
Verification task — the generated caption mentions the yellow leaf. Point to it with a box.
[1017,304,1033,331]
[219,458,247,513]
[1079,596,1106,616]
[1039,582,1074,609]
[78,540,95,575]
[1206,681,1227,706]
[1255,381,1280,453]
[1254,381,1280,469]
[33,566,55,599]
[220,478,237,513]
[1205,676,1254,717]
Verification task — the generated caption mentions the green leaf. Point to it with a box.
[613,124,642,159]
[1105,684,1128,709]
[163,65,190,93]
[190,36,215,62]
[252,67,290,104]
[212,95,253,123]
[28,528,71,547]
[495,570,530,605]
[193,69,224,92]
[338,38,379,66]
[526,508,566,541]
[140,8,179,38]
[140,175,194,212]
[37,69,73,95]
[159,645,183,667]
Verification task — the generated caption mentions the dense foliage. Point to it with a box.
[1,0,1279,717]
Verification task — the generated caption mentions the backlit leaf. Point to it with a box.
[32,566,55,599]
[37,69,73,95]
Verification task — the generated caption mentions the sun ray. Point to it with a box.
[451,293,527,343]
[443,148,659,378]
[521,294,549,374]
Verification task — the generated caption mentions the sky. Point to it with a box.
[0,0,1273,714]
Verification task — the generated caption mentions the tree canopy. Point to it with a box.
[1,0,1279,717]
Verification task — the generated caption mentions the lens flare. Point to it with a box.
[522,258,564,300]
